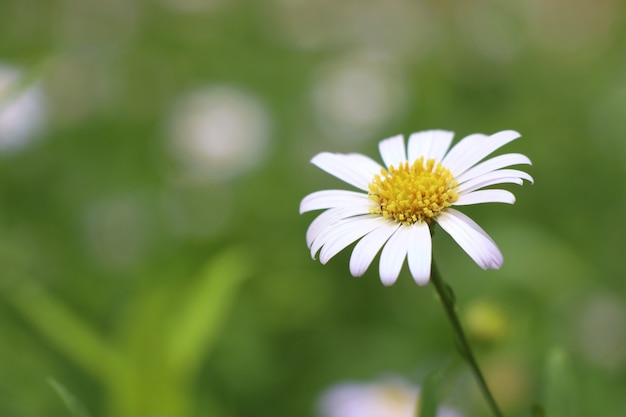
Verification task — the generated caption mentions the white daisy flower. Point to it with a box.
[317,378,463,417]
[299,130,532,286]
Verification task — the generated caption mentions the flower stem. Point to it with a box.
[430,262,506,417]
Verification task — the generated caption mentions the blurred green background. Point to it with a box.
[1,0,626,416]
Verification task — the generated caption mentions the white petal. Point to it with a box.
[378,134,407,168]
[349,219,400,277]
[346,153,384,175]
[435,208,503,269]
[319,217,385,264]
[454,189,516,205]
[442,130,521,177]
[407,130,454,163]
[306,206,374,247]
[300,189,372,213]
[406,222,432,285]
[378,225,412,285]
[455,153,532,184]
[311,152,380,191]
[310,215,378,259]
[456,169,534,194]
[457,177,521,196]
[307,209,340,248]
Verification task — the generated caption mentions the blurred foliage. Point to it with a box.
[1,0,626,416]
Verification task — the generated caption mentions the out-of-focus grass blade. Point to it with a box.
[9,288,125,381]
[418,370,442,417]
[165,246,253,378]
[543,347,581,417]
[48,378,92,417]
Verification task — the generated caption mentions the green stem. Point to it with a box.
[430,262,506,417]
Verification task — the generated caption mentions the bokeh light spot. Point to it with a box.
[167,86,271,181]
[311,54,407,142]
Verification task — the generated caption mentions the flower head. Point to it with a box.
[317,378,462,417]
[0,64,46,152]
[300,130,532,286]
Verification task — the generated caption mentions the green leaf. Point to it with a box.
[48,378,93,417]
[164,246,254,378]
[418,370,442,417]
[8,287,125,381]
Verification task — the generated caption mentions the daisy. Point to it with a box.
[317,377,462,417]
[299,130,532,286]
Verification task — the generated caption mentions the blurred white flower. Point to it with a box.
[0,64,46,152]
[83,196,152,270]
[588,82,626,156]
[576,293,626,370]
[311,55,407,142]
[159,0,224,13]
[317,378,462,417]
[524,0,617,55]
[268,0,435,59]
[456,3,523,63]
[167,86,271,181]
[160,183,233,239]
[300,130,532,286]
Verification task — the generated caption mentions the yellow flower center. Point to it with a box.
[368,157,458,224]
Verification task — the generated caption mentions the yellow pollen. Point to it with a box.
[368,157,458,225]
